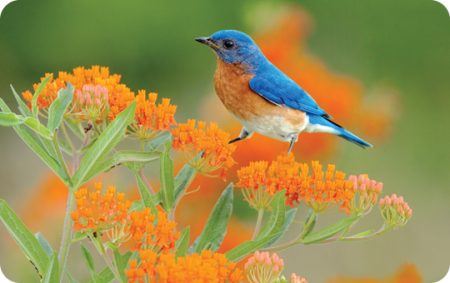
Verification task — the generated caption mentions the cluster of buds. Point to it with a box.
[289,273,309,283]
[379,194,412,227]
[73,84,109,122]
[245,251,284,283]
[348,174,383,214]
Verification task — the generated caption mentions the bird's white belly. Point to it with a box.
[238,115,308,142]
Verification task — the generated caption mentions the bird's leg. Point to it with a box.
[229,128,252,144]
[287,134,298,154]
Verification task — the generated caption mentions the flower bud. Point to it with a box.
[349,174,383,214]
[245,251,284,283]
[379,194,412,227]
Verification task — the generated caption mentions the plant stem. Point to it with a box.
[58,191,75,282]
[252,208,264,240]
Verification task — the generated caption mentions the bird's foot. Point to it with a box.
[228,127,252,144]
[287,134,298,154]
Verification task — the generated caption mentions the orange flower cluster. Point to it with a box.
[71,184,178,248]
[71,183,131,243]
[237,154,355,213]
[129,207,179,251]
[171,119,236,176]
[22,66,135,120]
[127,250,243,283]
[132,90,177,139]
[22,66,178,135]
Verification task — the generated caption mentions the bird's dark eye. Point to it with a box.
[223,40,235,49]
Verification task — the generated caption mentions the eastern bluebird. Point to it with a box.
[195,30,372,153]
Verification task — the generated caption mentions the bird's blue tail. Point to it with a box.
[308,115,373,148]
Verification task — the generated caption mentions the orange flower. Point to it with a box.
[126,250,243,283]
[237,154,355,213]
[171,119,236,176]
[22,65,135,121]
[71,184,179,249]
[129,207,179,252]
[71,183,131,243]
[131,90,177,139]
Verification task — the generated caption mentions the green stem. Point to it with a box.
[90,237,122,282]
[52,134,71,182]
[57,191,75,282]
[263,211,316,252]
[252,208,264,240]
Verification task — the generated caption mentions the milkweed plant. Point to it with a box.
[0,66,412,283]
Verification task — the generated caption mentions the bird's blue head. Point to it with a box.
[195,30,263,66]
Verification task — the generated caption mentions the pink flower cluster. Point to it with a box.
[291,273,308,283]
[73,84,109,121]
[348,174,383,213]
[379,194,412,226]
[245,251,284,283]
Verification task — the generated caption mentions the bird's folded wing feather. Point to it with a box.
[249,66,328,117]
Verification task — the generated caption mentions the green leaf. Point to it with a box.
[175,227,190,257]
[112,249,132,282]
[265,208,297,246]
[0,199,50,275]
[10,84,32,116]
[159,143,175,211]
[89,267,114,283]
[47,84,74,132]
[83,150,159,184]
[174,163,197,202]
[35,232,54,257]
[42,254,60,283]
[31,75,51,117]
[300,209,317,239]
[0,98,69,184]
[193,184,233,252]
[23,117,53,140]
[145,131,172,151]
[226,191,287,262]
[344,229,374,239]
[81,244,95,272]
[255,191,286,241]
[72,102,136,189]
[0,112,23,126]
[135,173,157,210]
[301,215,360,244]
[115,150,160,165]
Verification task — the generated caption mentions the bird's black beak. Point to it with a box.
[195,37,219,49]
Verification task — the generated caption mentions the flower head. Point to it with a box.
[71,184,178,249]
[129,207,179,252]
[348,174,383,214]
[237,154,355,213]
[131,90,177,139]
[244,251,284,283]
[171,119,236,176]
[126,250,243,283]
[71,183,131,244]
[379,194,412,227]
[73,84,109,122]
[23,66,135,121]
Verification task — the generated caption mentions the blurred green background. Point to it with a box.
[0,0,449,282]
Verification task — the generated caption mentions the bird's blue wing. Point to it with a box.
[249,65,328,117]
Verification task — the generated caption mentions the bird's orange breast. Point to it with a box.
[213,59,306,128]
